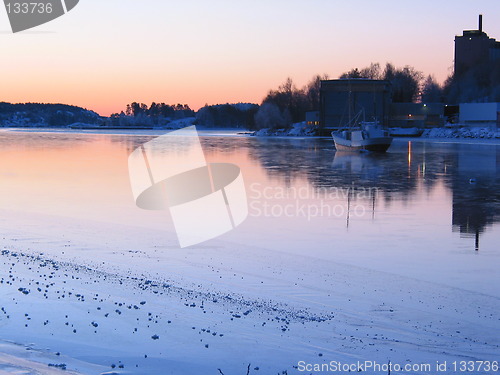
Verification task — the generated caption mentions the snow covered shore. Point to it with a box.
[422,126,500,139]
[253,122,317,137]
[253,123,500,140]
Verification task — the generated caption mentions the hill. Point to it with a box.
[0,102,101,127]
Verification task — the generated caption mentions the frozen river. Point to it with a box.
[0,129,498,374]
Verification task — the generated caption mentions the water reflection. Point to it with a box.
[245,138,448,201]
[450,145,500,250]
[245,137,500,251]
[1,130,498,253]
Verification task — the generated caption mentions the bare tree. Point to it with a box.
[383,63,423,102]
[262,77,308,125]
[421,75,443,103]
[254,102,287,129]
[340,62,423,102]
[359,63,382,79]
[305,74,329,111]
[340,63,381,80]
[444,59,500,103]
[340,68,362,79]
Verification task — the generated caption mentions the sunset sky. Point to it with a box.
[1,0,500,116]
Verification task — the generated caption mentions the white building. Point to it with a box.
[459,102,500,128]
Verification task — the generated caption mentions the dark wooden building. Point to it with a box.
[319,79,392,131]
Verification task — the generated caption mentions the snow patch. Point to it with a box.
[253,122,318,137]
[422,126,500,139]
[163,117,197,129]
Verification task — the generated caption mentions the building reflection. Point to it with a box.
[245,137,500,250]
[31,132,496,251]
[247,137,454,199]
[41,131,497,251]
[450,145,500,250]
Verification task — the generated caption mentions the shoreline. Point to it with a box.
[0,340,88,375]
[3,127,500,146]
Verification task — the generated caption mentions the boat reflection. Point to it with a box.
[247,137,500,251]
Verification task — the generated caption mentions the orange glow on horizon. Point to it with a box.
[2,2,499,117]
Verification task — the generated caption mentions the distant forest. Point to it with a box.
[109,102,195,127]
[107,76,323,130]
[0,102,100,127]
[1,59,498,130]
[110,60,498,131]
[339,61,500,104]
[254,60,500,130]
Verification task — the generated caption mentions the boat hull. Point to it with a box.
[332,134,393,152]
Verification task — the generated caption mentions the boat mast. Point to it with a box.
[348,79,352,128]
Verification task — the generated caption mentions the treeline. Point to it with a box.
[5,60,494,130]
[340,61,500,104]
[196,103,259,128]
[0,102,100,127]
[105,67,423,131]
[109,102,195,126]
[256,60,500,130]
[109,75,326,130]
[125,102,194,118]
[250,64,430,130]
[105,60,500,131]
[253,64,425,130]
[444,59,500,103]
[340,63,423,102]
[110,101,259,128]
[254,75,326,130]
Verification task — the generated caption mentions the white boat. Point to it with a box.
[332,122,393,152]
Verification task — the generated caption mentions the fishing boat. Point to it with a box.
[332,112,393,152]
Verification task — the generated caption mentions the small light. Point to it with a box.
[423,104,427,107]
